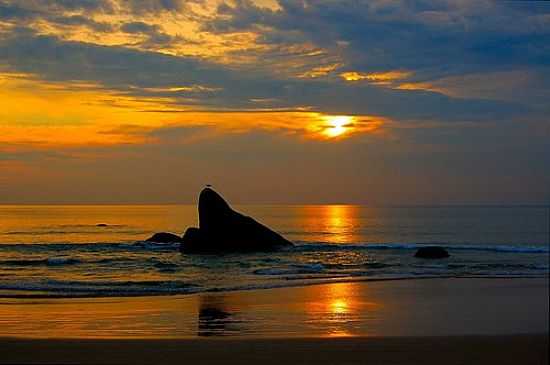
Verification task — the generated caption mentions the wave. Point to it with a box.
[0,241,181,252]
[0,279,200,297]
[253,263,325,276]
[291,242,550,254]
[1,273,547,299]
[0,257,82,267]
[4,230,147,236]
[0,241,547,254]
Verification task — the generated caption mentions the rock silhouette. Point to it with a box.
[180,187,293,253]
[414,246,450,259]
[145,232,184,244]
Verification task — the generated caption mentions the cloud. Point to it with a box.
[2,0,113,13]
[120,20,174,46]
[208,1,550,90]
[122,0,185,14]
[0,2,36,20]
[0,0,114,35]
[0,28,531,125]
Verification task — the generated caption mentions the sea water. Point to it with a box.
[0,205,548,297]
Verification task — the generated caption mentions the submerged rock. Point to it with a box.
[414,246,450,259]
[145,232,184,244]
[180,187,293,253]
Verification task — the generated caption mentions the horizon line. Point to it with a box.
[0,202,548,207]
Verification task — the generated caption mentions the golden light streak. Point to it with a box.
[132,85,222,93]
[396,82,442,93]
[299,63,343,78]
[340,70,412,82]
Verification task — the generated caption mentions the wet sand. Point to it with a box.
[1,278,547,338]
[1,278,548,364]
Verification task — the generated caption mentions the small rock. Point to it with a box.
[145,232,184,244]
[414,246,450,259]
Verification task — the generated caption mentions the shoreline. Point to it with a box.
[1,275,547,299]
[1,278,547,340]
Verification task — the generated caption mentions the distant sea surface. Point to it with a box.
[0,205,548,298]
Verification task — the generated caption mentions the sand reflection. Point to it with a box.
[304,282,374,337]
[197,295,243,337]
[195,282,375,338]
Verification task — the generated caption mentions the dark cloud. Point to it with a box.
[121,21,158,34]
[209,1,550,80]
[0,29,223,87]
[0,0,113,15]
[51,15,115,32]
[0,2,36,20]
[0,0,114,32]
[121,0,183,14]
[0,28,530,123]
[120,21,173,45]
[43,0,112,11]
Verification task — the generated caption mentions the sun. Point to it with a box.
[323,115,354,138]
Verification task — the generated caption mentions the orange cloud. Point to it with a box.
[340,70,412,83]
[299,63,343,78]
[0,71,387,150]
[0,74,174,146]
[396,82,443,93]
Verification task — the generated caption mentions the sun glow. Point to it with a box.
[340,70,412,82]
[323,116,354,138]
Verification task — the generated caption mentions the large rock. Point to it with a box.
[180,188,293,253]
[145,232,184,244]
[414,246,450,259]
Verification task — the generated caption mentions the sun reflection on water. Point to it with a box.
[296,204,359,243]
[326,205,356,243]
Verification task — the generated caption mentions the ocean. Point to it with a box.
[0,204,548,298]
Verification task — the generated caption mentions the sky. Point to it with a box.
[0,0,549,204]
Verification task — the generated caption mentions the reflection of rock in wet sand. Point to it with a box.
[198,295,242,337]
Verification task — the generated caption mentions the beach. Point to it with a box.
[3,335,548,365]
[1,278,548,364]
